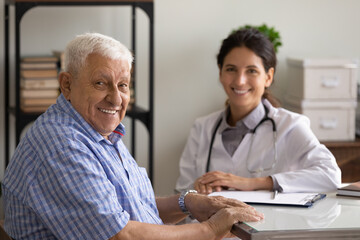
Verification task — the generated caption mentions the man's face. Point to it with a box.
[67,53,131,138]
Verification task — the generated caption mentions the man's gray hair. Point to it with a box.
[64,32,133,77]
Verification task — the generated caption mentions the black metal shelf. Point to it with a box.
[4,0,155,182]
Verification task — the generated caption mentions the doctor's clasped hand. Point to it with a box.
[195,171,274,194]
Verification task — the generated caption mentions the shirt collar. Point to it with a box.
[218,100,266,133]
[108,124,126,143]
[245,101,265,130]
[56,93,125,143]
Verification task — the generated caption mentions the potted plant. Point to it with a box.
[233,23,282,53]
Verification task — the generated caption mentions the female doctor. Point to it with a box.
[176,28,341,194]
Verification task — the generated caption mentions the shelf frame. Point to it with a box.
[4,0,155,182]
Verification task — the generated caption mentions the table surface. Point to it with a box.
[232,190,360,239]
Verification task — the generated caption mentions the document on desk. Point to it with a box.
[209,191,326,208]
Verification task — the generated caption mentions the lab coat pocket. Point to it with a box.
[245,131,276,176]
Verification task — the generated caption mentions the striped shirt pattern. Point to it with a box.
[2,94,162,239]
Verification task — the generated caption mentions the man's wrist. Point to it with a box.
[178,189,197,219]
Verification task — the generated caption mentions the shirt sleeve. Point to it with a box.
[175,120,203,192]
[270,175,283,192]
[26,144,129,240]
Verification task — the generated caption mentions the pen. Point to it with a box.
[310,194,324,203]
[272,190,278,200]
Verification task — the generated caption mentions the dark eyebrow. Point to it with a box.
[246,65,260,69]
[223,64,260,69]
[224,64,236,67]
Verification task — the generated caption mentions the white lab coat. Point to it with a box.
[176,99,341,193]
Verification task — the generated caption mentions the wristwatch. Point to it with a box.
[178,189,197,219]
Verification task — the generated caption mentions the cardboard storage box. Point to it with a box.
[286,58,358,101]
[284,98,357,141]
[284,57,358,141]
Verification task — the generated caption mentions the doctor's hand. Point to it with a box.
[185,192,264,223]
[195,171,273,194]
[194,175,225,194]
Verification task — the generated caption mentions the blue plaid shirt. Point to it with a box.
[2,94,162,240]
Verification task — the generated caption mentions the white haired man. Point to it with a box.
[2,33,263,240]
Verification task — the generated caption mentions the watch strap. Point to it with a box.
[178,189,197,219]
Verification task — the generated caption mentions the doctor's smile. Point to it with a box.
[232,88,251,95]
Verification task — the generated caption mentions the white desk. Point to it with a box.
[232,192,360,240]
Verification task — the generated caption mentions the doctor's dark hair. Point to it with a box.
[217,28,280,107]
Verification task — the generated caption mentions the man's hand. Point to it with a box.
[185,192,263,222]
[203,206,262,239]
[112,193,263,240]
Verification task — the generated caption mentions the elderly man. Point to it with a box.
[2,33,263,240]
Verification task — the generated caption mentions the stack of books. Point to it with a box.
[53,50,65,72]
[337,181,360,198]
[127,63,136,110]
[20,56,60,113]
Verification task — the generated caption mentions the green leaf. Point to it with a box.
[234,24,282,53]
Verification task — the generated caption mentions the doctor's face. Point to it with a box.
[63,53,131,139]
[219,46,274,115]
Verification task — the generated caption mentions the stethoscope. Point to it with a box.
[206,104,278,174]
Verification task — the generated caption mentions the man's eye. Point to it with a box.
[226,67,235,72]
[96,81,104,85]
[248,69,258,74]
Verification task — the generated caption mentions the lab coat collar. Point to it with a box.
[218,101,266,133]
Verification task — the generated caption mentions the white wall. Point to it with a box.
[1,0,360,198]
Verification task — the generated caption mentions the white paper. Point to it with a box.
[209,191,321,206]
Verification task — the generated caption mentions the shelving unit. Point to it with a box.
[4,0,155,182]
[322,139,360,183]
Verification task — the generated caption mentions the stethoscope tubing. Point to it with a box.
[206,105,277,173]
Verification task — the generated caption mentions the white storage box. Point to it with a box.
[286,58,358,101]
[284,98,357,141]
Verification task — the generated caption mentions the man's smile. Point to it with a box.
[98,108,118,114]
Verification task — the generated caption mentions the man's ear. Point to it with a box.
[59,72,72,100]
